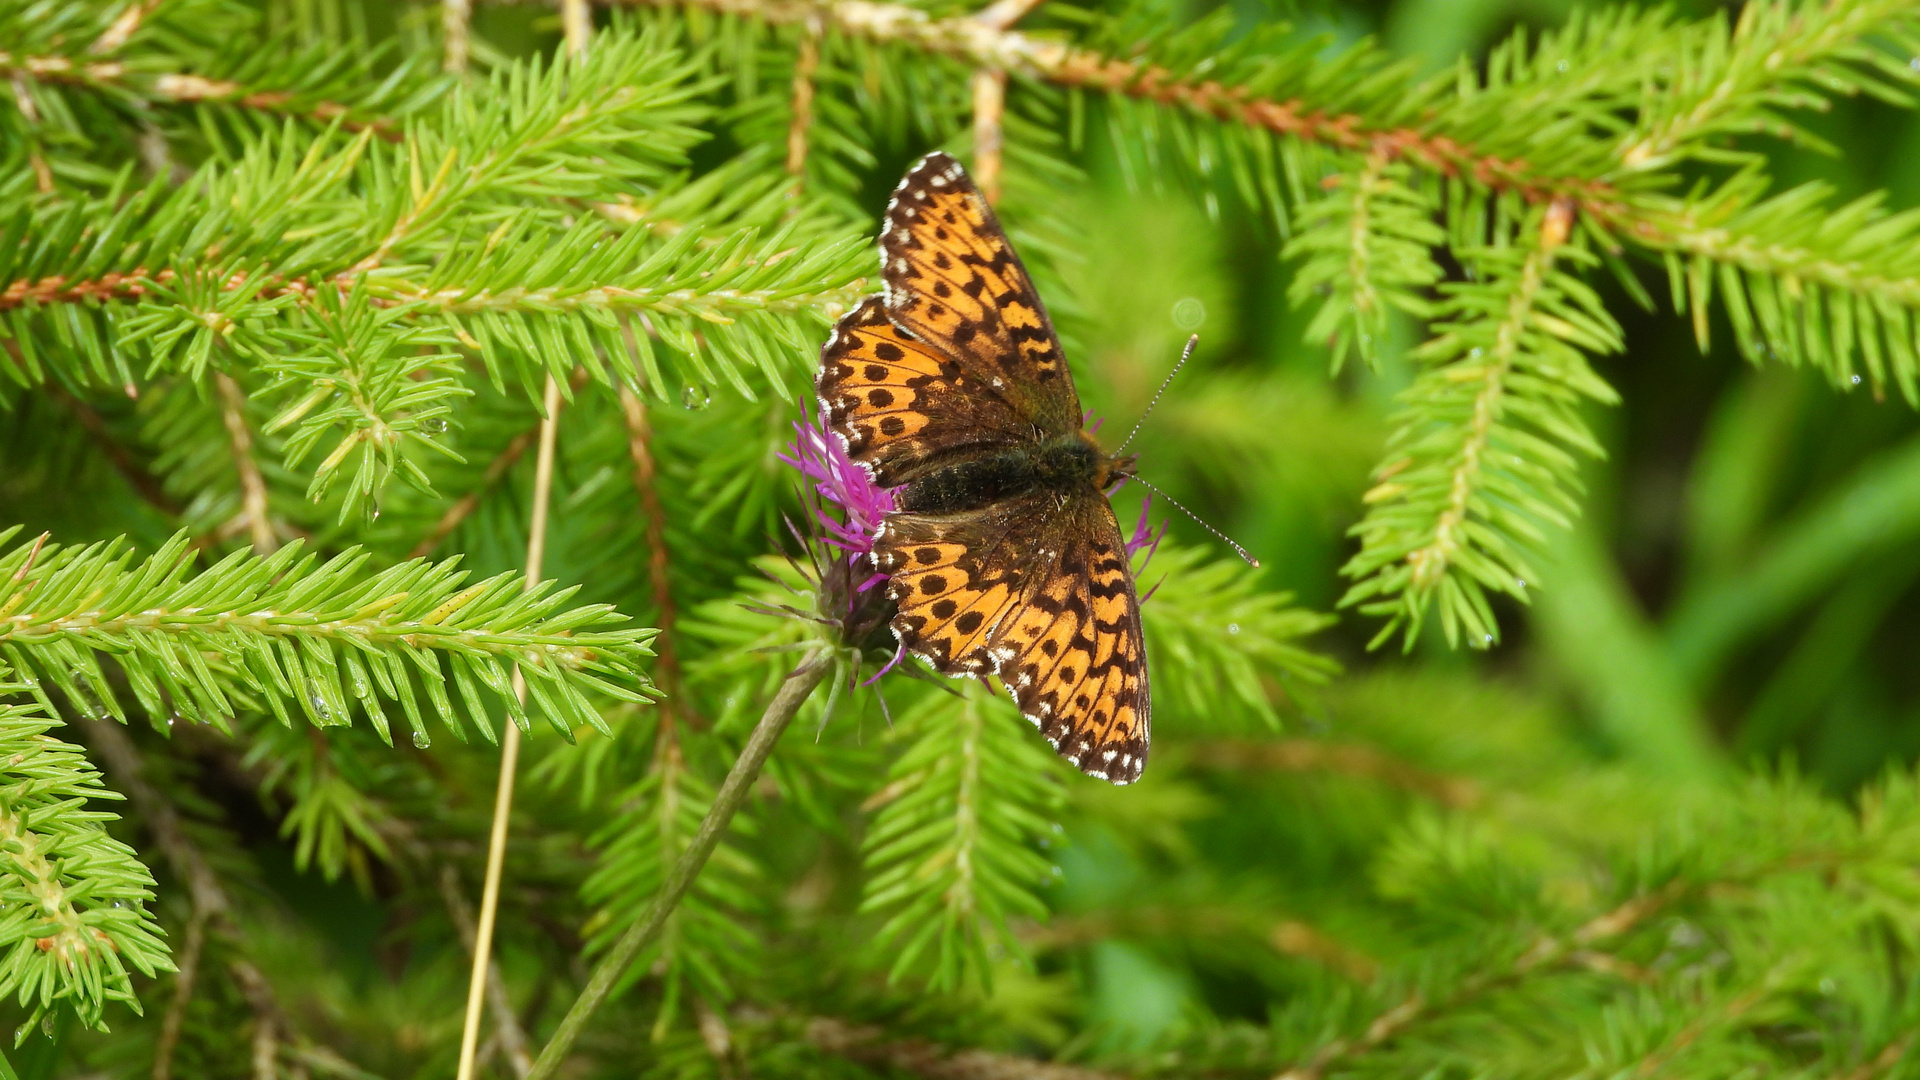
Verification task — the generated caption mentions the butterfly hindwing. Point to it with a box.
[881,152,1082,435]
[991,494,1148,784]
[873,494,1053,677]
[873,491,1150,784]
[818,296,1029,487]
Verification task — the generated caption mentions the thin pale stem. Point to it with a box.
[456,373,565,1080]
[525,649,834,1079]
[411,367,588,560]
[441,865,533,1078]
[970,69,1006,205]
[444,0,473,73]
[563,0,593,53]
[786,22,820,180]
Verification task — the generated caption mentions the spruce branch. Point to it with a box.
[1618,0,1920,169]
[859,685,1063,991]
[527,648,832,1080]
[617,0,1634,216]
[0,529,657,744]
[1648,178,1920,401]
[1275,877,1691,1080]
[1284,153,1442,372]
[0,687,169,1035]
[1341,202,1622,648]
[253,281,469,524]
[1138,544,1337,733]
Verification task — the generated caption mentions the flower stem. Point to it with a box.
[526,649,834,1079]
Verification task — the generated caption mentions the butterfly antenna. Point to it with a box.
[1131,476,1261,568]
[1116,334,1199,454]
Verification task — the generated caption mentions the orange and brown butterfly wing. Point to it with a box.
[990,492,1149,784]
[880,152,1081,435]
[872,493,1055,678]
[873,489,1150,785]
[817,296,1030,487]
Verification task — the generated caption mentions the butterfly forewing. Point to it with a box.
[818,296,1029,487]
[881,153,1082,435]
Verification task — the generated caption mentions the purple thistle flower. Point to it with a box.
[779,402,900,664]
[778,403,894,573]
[1126,493,1168,568]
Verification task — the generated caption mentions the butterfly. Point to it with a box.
[815,152,1150,785]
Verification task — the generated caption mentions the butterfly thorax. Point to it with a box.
[895,430,1132,516]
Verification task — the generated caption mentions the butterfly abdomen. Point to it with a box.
[896,435,1102,515]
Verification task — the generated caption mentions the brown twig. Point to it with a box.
[153,73,400,141]
[228,958,288,1080]
[9,70,54,193]
[1633,975,1774,1078]
[0,53,405,141]
[967,0,1040,206]
[1183,738,1482,808]
[151,909,207,1080]
[970,69,1006,206]
[1829,1035,1914,1080]
[615,0,1632,222]
[42,385,183,517]
[617,383,686,705]
[803,1015,1130,1080]
[214,372,277,554]
[1021,905,1379,983]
